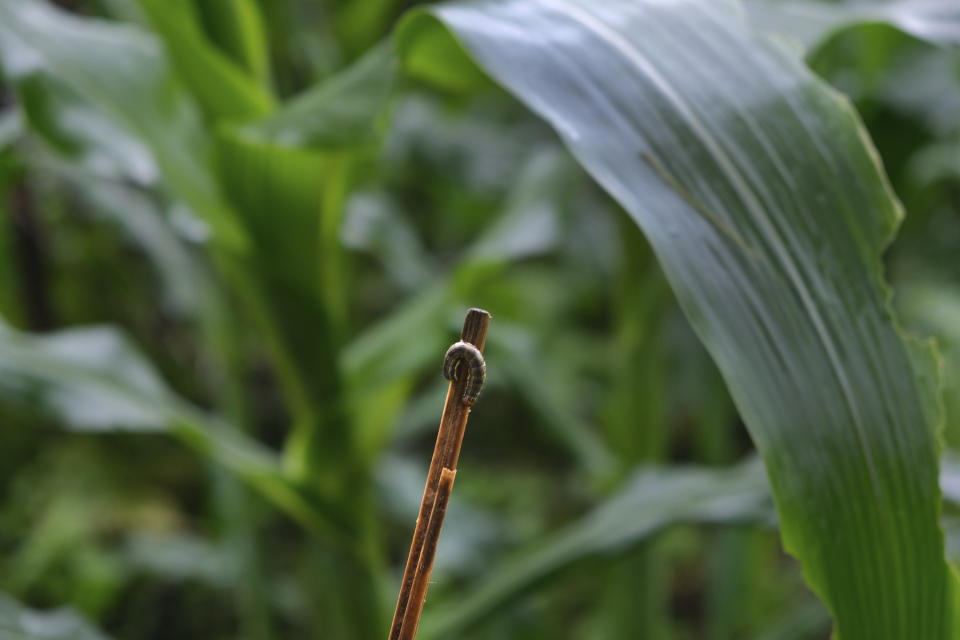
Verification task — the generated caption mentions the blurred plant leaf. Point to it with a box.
[397,1,960,636]
[376,455,505,578]
[43,161,201,316]
[0,323,174,431]
[941,452,960,507]
[0,321,349,543]
[343,146,604,461]
[341,122,577,399]
[242,41,395,149]
[122,532,237,587]
[464,147,572,265]
[487,323,615,479]
[343,281,450,458]
[410,448,960,637]
[13,75,156,184]
[137,0,274,120]
[421,454,960,637]
[341,188,434,291]
[192,0,272,89]
[333,0,406,60]
[214,132,330,299]
[746,0,960,50]
[420,458,772,638]
[0,592,110,640]
[898,282,960,444]
[752,600,831,640]
[212,130,354,485]
[208,43,402,480]
[0,0,247,249]
[0,105,22,150]
[878,48,960,137]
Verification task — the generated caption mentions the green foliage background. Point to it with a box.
[0,0,957,639]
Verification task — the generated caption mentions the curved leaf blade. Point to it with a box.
[396,1,960,636]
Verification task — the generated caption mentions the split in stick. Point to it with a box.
[388,308,490,640]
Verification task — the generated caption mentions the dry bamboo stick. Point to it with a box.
[397,467,457,640]
[388,308,490,640]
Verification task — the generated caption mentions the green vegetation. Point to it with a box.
[0,0,957,638]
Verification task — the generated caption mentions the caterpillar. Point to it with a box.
[443,340,486,406]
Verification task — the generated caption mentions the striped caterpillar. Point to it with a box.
[443,340,486,406]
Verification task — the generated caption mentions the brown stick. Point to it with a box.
[397,467,456,640]
[388,308,490,640]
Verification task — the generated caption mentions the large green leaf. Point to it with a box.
[396,1,960,637]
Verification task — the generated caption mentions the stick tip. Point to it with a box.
[460,308,491,350]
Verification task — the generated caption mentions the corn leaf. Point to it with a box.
[396,1,960,637]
